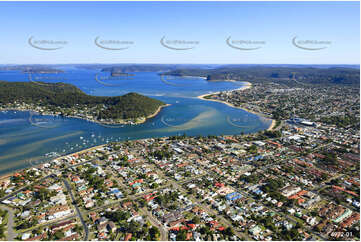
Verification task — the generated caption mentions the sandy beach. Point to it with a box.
[266,119,277,131]
[197,81,276,131]
[65,103,171,125]
[197,81,252,99]
[143,104,171,120]
[1,103,171,126]
[0,81,273,179]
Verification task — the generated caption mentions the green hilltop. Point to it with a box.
[0,81,165,121]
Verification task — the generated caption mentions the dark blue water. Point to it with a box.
[0,68,271,175]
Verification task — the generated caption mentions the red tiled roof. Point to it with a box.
[187,223,196,229]
[170,227,180,231]
[332,185,359,197]
[217,226,225,231]
[124,233,132,241]
[215,182,224,188]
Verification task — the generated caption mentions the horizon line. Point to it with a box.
[1,63,360,66]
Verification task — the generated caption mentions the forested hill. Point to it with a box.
[0,81,165,120]
[163,66,360,86]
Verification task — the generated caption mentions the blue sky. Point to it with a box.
[0,1,359,64]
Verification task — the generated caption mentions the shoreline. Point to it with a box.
[266,119,277,131]
[144,103,171,120]
[197,81,276,131]
[0,143,108,180]
[197,81,252,100]
[0,103,171,126]
[0,104,171,179]
[0,81,272,179]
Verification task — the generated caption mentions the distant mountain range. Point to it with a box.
[163,66,360,86]
[0,64,359,86]
[1,64,358,72]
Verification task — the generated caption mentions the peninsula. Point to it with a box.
[0,81,167,125]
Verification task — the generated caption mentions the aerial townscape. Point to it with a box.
[0,64,359,241]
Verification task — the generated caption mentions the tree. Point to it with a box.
[0,224,5,239]
[54,231,64,240]
[224,227,234,237]
[176,230,187,241]
[192,216,201,224]
[149,227,160,240]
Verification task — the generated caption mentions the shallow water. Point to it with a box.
[0,68,271,175]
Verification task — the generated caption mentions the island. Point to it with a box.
[0,81,168,125]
